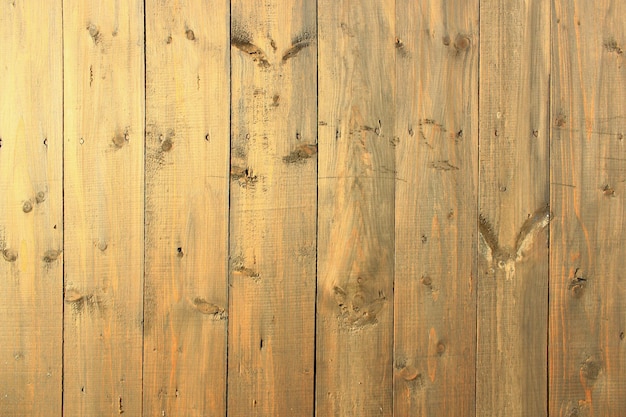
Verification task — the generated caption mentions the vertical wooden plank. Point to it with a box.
[0,2,63,416]
[477,0,550,416]
[393,0,478,415]
[227,0,317,415]
[63,1,144,415]
[550,0,626,415]
[143,1,230,416]
[316,1,395,415]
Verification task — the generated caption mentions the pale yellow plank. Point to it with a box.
[143,1,230,415]
[316,1,396,415]
[0,2,63,415]
[227,0,317,415]
[394,1,478,415]
[477,0,551,416]
[63,1,145,415]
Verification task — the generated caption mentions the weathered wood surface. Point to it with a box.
[477,0,551,416]
[63,1,145,415]
[143,1,230,416]
[550,0,626,415]
[1,1,625,416]
[394,1,478,416]
[227,0,317,415]
[0,2,63,416]
[316,1,395,415]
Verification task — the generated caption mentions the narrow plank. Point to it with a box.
[227,0,317,415]
[316,1,395,415]
[0,2,63,415]
[550,0,626,415]
[63,1,145,415]
[393,0,478,415]
[477,0,550,415]
[142,1,230,416]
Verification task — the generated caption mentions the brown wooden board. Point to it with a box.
[477,0,551,416]
[227,0,317,415]
[63,1,145,414]
[316,1,396,415]
[0,2,63,415]
[394,0,478,415]
[143,1,230,416]
[550,0,626,415]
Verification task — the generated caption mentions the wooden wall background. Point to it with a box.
[1,0,625,416]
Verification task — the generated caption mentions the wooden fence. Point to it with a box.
[1,0,624,416]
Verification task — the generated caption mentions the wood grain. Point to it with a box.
[477,0,551,415]
[63,1,145,415]
[0,2,63,415]
[550,0,626,415]
[316,1,395,415]
[143,1,230,416]
[393,1,478,415]
[2,3,626,416]
[227,1,317,415]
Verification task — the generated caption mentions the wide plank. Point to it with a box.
[227,0,317,415]
[550,0,626,415]
[0,2,63,415]
[63,1,145,415]
[394,0,478,415]
[143,1,230,416]
[477,0,551,416]
[316,1,396,415]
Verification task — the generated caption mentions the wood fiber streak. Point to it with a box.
[0,2,63,416]
[477,0,551,416]
[394,1,478,416]
[227,1,317,416]
[550,0,626,415]
[316,1,395,415]
[63,1,145,415]
[143,1,230,416]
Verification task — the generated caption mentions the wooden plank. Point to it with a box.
[142,1,230,416]
[393,0,478,415]
[0,2,63,416]
[316,1,395,415]
[550,1,626,415]
[227,0,317,415]
[477,0,550,416]
[62,1,144,415]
